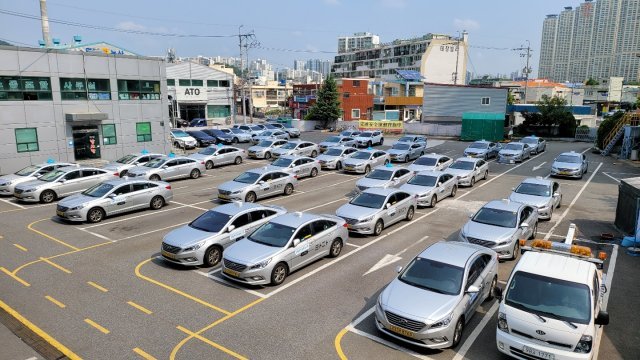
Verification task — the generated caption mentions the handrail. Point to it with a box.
[603,113,638,147]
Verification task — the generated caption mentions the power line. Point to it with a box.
[257,46,336,54]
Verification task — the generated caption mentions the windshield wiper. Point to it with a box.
[532,313,547,323]
[537,310,578,329]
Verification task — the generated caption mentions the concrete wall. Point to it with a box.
[422,84,507,121]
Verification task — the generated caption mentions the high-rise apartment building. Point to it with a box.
[538,0,640,83]
[337,32,380,54]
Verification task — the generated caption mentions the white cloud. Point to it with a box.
[379,0,407,8]
[453,18,480,31]
[116,21,146,31]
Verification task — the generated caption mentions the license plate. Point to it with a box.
[161,250,176,259]
[388,325,414,338]
[56,210,65,217]
[468,154,476,158]
[223,268,240,278]
[218,194,230,199]
[345,166,354,170]
[559,171,570,175]
[523,346,555,360]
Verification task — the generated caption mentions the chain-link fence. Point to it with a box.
[574,127,597,142]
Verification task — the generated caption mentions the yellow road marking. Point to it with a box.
[13,241,111,276]
[135,258,230,315]
[45,295,66,308]
[177,326,248,360]
[13,243,28,252]
[133,347,157,360]
[0,267,30,287]
[87,281,108,292]
[40,257,71,274]
[127,301,152,315]
[84,319,109,334]
[0,298,81,359]
[170,297,265,360]
[335,327,350,360]
[28,219,79,251]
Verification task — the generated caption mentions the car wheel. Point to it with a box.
[548,205,554,220]
[380,138,384,145]
[367,141,372,148]
[470,176,476,187]
[529,223,537,240]
[557,195,562,208]
[232,137,239,144]
[452,317,464,348]
[420,151,424,157]
[173,142,181,149]
[311,150,318,158]
[373,219,384,236]
[270,263,288,286]
[284,183,294,195]
[310,168,318,177]
[483,170,489,180]
[150,196,164,210]
[335,162,342,170]
[484,154,488,161]
[451,185,457,198]
[430,195,437,208]
[203,245,222,267]
[40,190,56,204]
[511,240,520,260]
[205,161,214,170]
[405,206,415,221]
[87,207,105,223]
[234,156,242,165]
[404,155,409,162]
[119,170,128,178]
[150,174,161,181]
[364,165,371,174]
[245,191,257,203]
[328,238,343,258]
[486,276,498,301]
[190,169,201,179]
[264,152,271,160]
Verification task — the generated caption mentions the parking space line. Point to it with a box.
[0,267,30,286]
[0,298,81,359]
[0,203,55,214]
[87,281,108,292]
[28,219,80,251]
[194,270,267,299]
[0,198,25,209]
[176,325,248,360]
[11,240,111,277]
[594,244,618,360]
[133,347,158,360]
[84,318,110,334]
[40,257,71,274]
[602,172,621,183]
[345,243,361,248]
[13,243,28,252]
[452,302,500,360]
[302,197,348,212]
[350,328,434,360]
[45,295,66,309]
[261,177,357,204]
[127,301,153,315]
[135,258,231,315]
[170,201,209,211]
[78,228,113,241]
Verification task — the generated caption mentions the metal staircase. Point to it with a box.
[601,113,640,156]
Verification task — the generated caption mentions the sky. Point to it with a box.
[0,0,585,78]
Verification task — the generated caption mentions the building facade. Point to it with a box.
[0,45,170,174]
[338,79,374,121]
[337,32,380,54]
[422,84,508,123]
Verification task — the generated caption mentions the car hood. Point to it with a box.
[508,193,550,208]
[407,164,437,172]
[399,183,434,196]
[58,193,100,208]
[388,149,409,156]
[462,220,515,242]
[553,161,581,170]
[354,136,371,142]
[224,239,283,265]
[218,181,250,193]
[163,225,218,248]
[317,154,339,162]
[248,145,270,152]
[127,166,154,175]
[265,165,291,173]
[356,177,391,189]
[500,150,522,156]
[465,148,487,154]
[255,136,275,141]
[15,179,49,190]
[0,174,34,185]
[103,163,129,172]
[336,203,380,220]
[503,305,586,348]
[446,168,473,177]
[344,158,369,166]
[381,279,460,322]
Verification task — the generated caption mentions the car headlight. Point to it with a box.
[497,312,509,333]
[355,163,364,168]
[419,192,430,198]
[551,167,559,171]
[496,238,511,246]
[358,215,374,223]
[430,312,453,329]
[250,257,272,269]
[376,295,384,310]
[70,204,86,211]
[183,241,205,252]
[574,335,593,353]
[23,188,36,193]
[1,180,12,186]
[231,190,242,194]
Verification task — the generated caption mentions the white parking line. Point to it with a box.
[593,244,618,360]
[112,221,190,242]
[452,302,500,360]
[0,198,26,209]
[78,228,113,242]
[194,270,267,299]
[345,243,361,248]
[171,201,209,211]
[302,198,348,212]
[350,327,435,360]
[602,172,621,183]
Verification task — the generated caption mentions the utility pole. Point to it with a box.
[453,31,461,85]
[237,26,259,124]
[514,41,532,103]
[238,25,246,124]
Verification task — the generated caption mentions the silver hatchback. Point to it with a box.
[267,156,320,179]
[188,145,246,170]
[14,167,118,203]
[161,202,287,267]
[221,212,348,286]
[217,168,298,203]
[375,241,498,349]
[355,165,413,192]
[316,146,358,170]
[126,156,206,181]
[56,179,172,223]
[0,162,77,196]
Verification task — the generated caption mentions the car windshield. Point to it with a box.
[257,140,274,147]
[398,137,414,142]
[210,130,225,136]
[472,207,517,228]
[144,158,167,168]
[230,128,244,134]
[504,143,523,151]
[284,124,295,129]
[281,143,298,149]
[366,169,393,180]
[172,131,189,138]
[449,161,474,170]
[399,257,463,295]
[115,154,137,164]
[522,138,538,144]
[248,222,296,247]
[408,175,438,187]
[14,165,40,176]
[515,183,551,197]
[556,155,582,163]
[506,271,591,324]
[469,143,488,149]
[39,170,65,182]
[82,183,114,198]
[198,147,218,156]
[189,211,232,233]
[413,157,437,166]
[325,136,341,142]
[272,158,293,167]
[261,131,275,137]
[189,131,208,137]
[324,148,344,156]
[360,132,373,137]
[340,131,353,136]
[349,192,386,209]
[233,172,261,184]
[264,124,277,129]
[352,151,372,160]
[392,143,410,150]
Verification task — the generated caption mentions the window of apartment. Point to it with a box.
[167,79,175,86]
[140,80,161,100]
[0,76,52,101]
[481,97,491,105]
[136,122,152,142]
[343,92,350,98]
[118,80,141,100]
[390,87,399,96]
[207,105,231,118]
[207,80,219,87]
[353,80,360,87]
[191,79,204,87]
[102,124,117,145]
[15,128,39,152]
[60,78,88,100]
[179,79,191,86]
[219,80,230,87]
[351,109,361,119]
[87,79,111,100]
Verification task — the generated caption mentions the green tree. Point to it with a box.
[517,95,577,136]
[585,78,599,86]
[507,91,516,105]
[305,76,341,128]
[596,111,625,149]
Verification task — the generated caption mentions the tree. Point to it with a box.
[507,91,516,105]
[517,95,577,136]
[305,76,341,128]
[585,78,599,86]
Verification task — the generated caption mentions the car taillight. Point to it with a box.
[200,161,205,165]
[114,172,119,177]
[293,175,298,179]
[165,185,172,190]
[343,223,348,228]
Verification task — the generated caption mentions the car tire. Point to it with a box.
[310,168,318,177]
[150,174,161,181]
[232,137,239,144]
[511,240,520,261]
[452,317,464,348]
[335,162,342,171]
[190,169,201,179]
[380,138,384,145]
[203,245,222,267]
[484,154,488,161]
[364,165,371,174]
[234,156,242,165]
[40,190,57,204]
[404,155,409,162]
[150,196,164,210]
[119,170,128,178]
[87,207,105,223]
[264,152,271,160]
[557,195,562,208]
[470,177,476,187]
[367,141,372,148]
[374,219,384,236]
[328,238,343,258]
[529,223,537,240]
[245,191,257,203]
[451,185,457,198]
[384,159,390,165]
[405,206,415,221]
[486,276,498,301]
[270,263,288,286]
[284,183,294,195]
[430,195,437,208]
[205,161,214,170]
[483,170,489,180]
[311,150,318,158]
[173,142,181,149]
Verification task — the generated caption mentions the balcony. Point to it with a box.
[384,96,423,106]
[373,96,385,104]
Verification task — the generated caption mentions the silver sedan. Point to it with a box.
[102,152,163,177]
[316,146,358,170]
[550,151,588,179]
[0,162,77,196]
[336,188,417,236]
[221,212,348,286]
[408,154,453,173]
[343,149,390,174]
[251,130,290,144]
[375,241,498,349]
[161,203,287,267]
[446,158,489,187]
[521,135,546,154]
[498,142,532,164]
[188,145,246,170]
[355,165,413,192]
[126,156,206,181]
[247,139,288,160]
[388,142,426,162]
[271,141,320,159]
[220,128,252,143]
[56,179,172,223]
[267,156,320,179]
[508,177,561,220]
[318,136,357,153]
[217,168,298,203]
[399,170,458,207]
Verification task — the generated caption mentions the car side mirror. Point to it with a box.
[511,187,515,191]
[466,285,480,294]
[595,311,609,326]
[385,203,391,209]
[553,192,560,197]
[258,180,265,185]
[492,286,503,301]
[161,165,168,169]
[227,225,236,232]
[395,265,403,273]
[293,238,301,247]
[520,223,529,229]
[59,178,67,183]
[468,211,474,218]
[107,193,116,199]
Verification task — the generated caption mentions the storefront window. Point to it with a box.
[102,124,117,145]
[15,128,39,152]
[61,78,88,100]
[219,80,230,87]
[179,79,191,86]
[0,76,52,101]
[207,105,231,118]
[87,79,111,100]
[207,80,218,87]
[167,79,175,86]
[191,79,203,87]
[136,122,152,142]
[140,80,160,100]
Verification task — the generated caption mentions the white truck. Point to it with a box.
[494,225,610,360]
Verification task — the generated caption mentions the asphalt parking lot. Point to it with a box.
[1,132,639,360]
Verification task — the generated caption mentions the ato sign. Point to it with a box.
[176,86,207,101]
